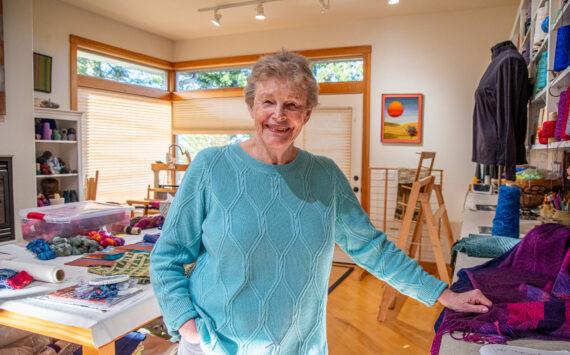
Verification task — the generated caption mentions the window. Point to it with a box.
[174,59,364,91]
[176,67,251,91]
[78,88,172,203]
[177,134,252,163]
[311,59,364,83]
[77,50,167,90]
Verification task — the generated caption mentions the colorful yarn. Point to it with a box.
[133,215,164,230]
[560,88,570,140]
[541,17,549,34]
[0,269,18,289]
[556,91,568,138]
[88,231,125,248]
[26,239,57,260]
[554,25,570,72]
[535,51,548,93]
[7,271,33,289]
[143,233,160,244]
[87,284,118,300]
[541,120,556,138]
[492,185,521,238]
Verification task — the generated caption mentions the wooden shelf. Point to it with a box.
[36,173,78,178]
[530,140,570,150]
[35,140,77,144]
[531,87,547,103]
[552,66,570,88]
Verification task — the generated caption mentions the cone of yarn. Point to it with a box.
[492,185,521,239]
[556,91,568,138]
[542,120,556,138]
[535,51,548,93]
[42,122,51,140]
[554,25,570,72]
[562,88,570,140]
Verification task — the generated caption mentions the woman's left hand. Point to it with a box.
[437,288,492,313]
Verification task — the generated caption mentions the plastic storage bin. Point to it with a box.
[19,201,134,241]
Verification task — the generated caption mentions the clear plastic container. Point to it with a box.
[19,201,134,240]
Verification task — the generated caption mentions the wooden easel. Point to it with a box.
[377,175,454,321]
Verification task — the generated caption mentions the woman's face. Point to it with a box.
[249,77,312,153]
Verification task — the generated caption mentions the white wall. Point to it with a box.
[32,0,174,111]
[174,5,517,223]
[0,0,35,242]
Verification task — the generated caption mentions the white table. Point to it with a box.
[438,192,570,354]
[0,230,161,355]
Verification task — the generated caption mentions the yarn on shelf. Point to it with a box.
[554,25,570,72]
[492,185,521,239]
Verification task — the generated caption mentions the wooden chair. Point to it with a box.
[84,170,99,201]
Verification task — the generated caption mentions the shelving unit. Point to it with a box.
[34,108,83,202]
[511,0,570,171]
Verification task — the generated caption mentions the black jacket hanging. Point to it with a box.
[472,41,530,180]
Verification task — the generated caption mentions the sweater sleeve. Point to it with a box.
[331,163,447,306]
[496,56,528,180]
[149,150,210,339]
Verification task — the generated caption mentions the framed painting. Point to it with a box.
[381,93,423,143]
[33,53,52,93]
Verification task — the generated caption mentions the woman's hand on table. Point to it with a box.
[179,318,201,344]
[437,288,492,313]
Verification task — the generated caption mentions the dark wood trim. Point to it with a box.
[319,81,364,95]
[361,50,372,215]
[77,75,171,100]
[70,35,173,69]
[172,87,244,100]
[70,37,78,110]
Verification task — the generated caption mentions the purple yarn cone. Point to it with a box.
[556,91,568,139]
[42,122,51,140]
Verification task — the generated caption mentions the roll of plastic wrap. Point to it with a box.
[0,260,65,283]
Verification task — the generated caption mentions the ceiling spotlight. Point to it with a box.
[211,9,222,26]
[255,3,266,20]
[388,0,399,4]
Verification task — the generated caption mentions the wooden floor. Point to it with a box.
[327,263,443,355]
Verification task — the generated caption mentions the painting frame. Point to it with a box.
[381,93,423,144]
[33,52,52,93]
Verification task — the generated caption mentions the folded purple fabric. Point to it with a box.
[431,223,570,354]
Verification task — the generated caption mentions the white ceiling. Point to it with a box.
[59,0,518,41]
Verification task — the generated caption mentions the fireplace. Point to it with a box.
[0,157,15,242]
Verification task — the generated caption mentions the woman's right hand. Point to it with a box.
[179,318,201,344]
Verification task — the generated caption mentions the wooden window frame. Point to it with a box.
[70,36,372,213]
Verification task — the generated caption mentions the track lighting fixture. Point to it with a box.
[388,0,400,4]
[255,3,266,20]
[211,9,222,26]
[199,0,329,26]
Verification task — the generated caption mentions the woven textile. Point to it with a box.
[88,251,150,284]
[432,223,570,354]
[452,234,520,258]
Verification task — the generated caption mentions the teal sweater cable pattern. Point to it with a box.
[150,144,447,354]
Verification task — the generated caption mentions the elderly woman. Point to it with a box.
[150,50,491,355]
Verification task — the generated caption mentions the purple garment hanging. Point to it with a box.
[555,91,568,139]
[431,223,570,354]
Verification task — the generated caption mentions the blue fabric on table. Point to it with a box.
[452,234,520,258]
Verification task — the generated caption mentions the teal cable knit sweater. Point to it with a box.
[150,144,447,354]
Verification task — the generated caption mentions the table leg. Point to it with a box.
[82,342,115,355]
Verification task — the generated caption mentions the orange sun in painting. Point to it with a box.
[387,101,404,117]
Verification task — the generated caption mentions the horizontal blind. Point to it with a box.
[78,87,172,203]
[172,97,254,134]
[297,108,352,180]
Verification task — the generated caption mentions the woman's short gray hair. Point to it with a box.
[244,49,319,109]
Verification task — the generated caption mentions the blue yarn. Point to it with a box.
[26,239,57,260]
[554,25,570,72]
[492,185,521,238]
[541,16,549,34]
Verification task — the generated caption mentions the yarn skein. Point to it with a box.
[554,25,570,72]
[492,185,521,238]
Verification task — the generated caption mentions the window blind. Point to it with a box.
[78,88,172,203]
[172,97,254,134]
[297,108,352,180]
